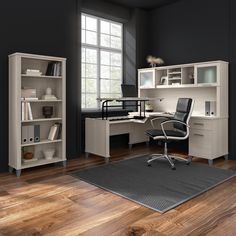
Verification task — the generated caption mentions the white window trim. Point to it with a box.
[81,13,123,111]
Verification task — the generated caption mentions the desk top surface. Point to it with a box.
[129,112,226,120]
[97,97,150,102]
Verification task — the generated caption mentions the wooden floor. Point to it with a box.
[1,144,236,236]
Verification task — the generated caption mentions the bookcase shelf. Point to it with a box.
[21,118,62,123]
[21,157,63,169]
[21,100,62,103]
[9,53,66,177]
[21,139,62,147]
[21,74,62,79]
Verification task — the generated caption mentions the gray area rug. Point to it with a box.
[70,156,236,213]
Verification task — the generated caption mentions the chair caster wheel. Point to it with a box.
[171,166,176,170]
[147,163,152,167]
[186,162,190,165]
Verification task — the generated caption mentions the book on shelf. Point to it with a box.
[48,123,62,140]
[46,62,61,76]
[55,122,62,139]
[27,102,33,120]
[25,69,42,76]
[21,102,33,121]
[23,97,39,101]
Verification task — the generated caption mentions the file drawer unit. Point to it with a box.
[189,118,228,165]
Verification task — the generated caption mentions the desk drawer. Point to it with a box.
[189,129,212,157]
[190,118,216,131]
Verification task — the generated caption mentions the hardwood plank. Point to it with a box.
[0,144,236,235]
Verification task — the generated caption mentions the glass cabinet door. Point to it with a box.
[196,65,217,84]
[139,70,155,88]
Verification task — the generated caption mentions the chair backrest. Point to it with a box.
[173,98,194,132]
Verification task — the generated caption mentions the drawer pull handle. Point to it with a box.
[194,133,204,137]
[194,123,204,126]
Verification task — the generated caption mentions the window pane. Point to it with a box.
[86,64,97,78]
[82,30,85,43]
[82,79,86,93]
[82,94,86,108]
[86,79,97,93]
[81,14,123,109]
[101,79,110,93]
[100,34,110,47]
[82,63,85,77]
[111,67,121,80]
[86,31,97,45]
[86,16,97,31]
[111,23,121,37]
[82,15,86,29]
[82,48,86,62]
[100,51,110,65]
[110,80,121,93]
[101,20,110,34]
[111,36,121,49]
[111,53,121,66]
[86,48,97,64]
[101,66,110,78]
[86,94,97,108]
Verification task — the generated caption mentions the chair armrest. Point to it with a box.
[150,116,171,129]
[160,119,189,139]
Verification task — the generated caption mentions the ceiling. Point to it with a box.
[104,0,183,10]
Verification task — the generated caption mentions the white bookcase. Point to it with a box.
[9,53,66,176]
[138,61,229,165]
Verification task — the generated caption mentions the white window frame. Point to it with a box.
[81,13,123,110]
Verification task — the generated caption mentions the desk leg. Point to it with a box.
[208,159,213,166]
[105,157,110,164]
[9,166,13,174]
[16,169,21,177]
[224,155,229,161]
[85,152,89,159]
[188,156,193,163]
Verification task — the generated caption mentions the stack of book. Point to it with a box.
[21,102,33,121]
[25,69,42,76]
[46,62,61,76]
[48,123,62,141]
[21,88,37,99]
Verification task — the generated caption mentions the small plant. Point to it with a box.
[146,55,164,67]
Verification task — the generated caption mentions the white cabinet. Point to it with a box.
[139,69,156,88]
[195,63,219,85]
[9,53,67,176]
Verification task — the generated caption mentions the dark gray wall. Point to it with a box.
[149,0,230,64]
[0,0,80,172]
[149,0,235,158]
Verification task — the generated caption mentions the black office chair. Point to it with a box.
[145,98,194,170]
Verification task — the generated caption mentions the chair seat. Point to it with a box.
[146,129,186,138]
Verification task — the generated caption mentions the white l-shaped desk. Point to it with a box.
[85,112,228,165]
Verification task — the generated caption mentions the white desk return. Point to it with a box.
[85,112,228,166]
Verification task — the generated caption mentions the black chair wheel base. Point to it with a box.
[171,166,176,170]
[186,162,190,165]
[147,163,152,167]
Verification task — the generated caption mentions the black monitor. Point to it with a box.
[121,84,137,97]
